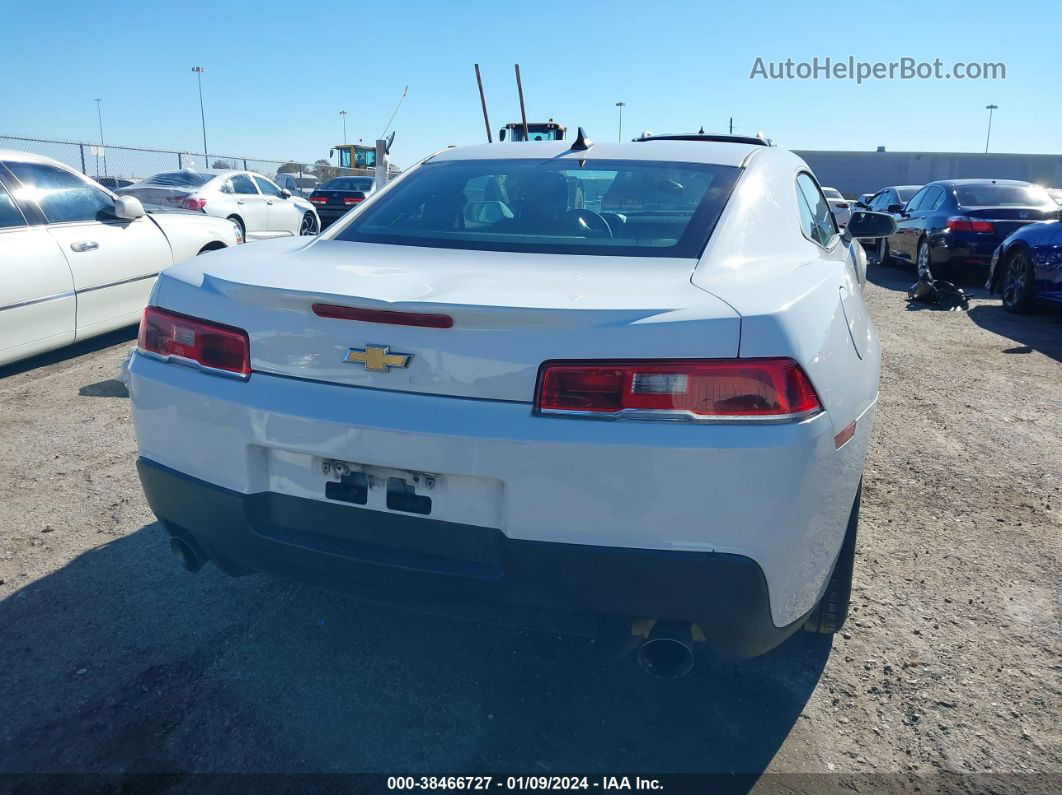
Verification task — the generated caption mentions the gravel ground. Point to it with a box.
[0,266,1059,790]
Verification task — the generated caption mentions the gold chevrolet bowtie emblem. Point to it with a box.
[343,345,414,372]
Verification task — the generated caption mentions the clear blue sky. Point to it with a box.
[3,0,1059,167]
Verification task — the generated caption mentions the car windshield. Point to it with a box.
[333,159,740,257]
[293,177,319,188]
[954,184,1054,207]
[324,177,374,191]
[137,171,213,188]
[897,186,921,201]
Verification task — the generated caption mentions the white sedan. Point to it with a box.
[0,150,242,367]
[822,186,852,227]
[119,168,320,240]
[127,136,895,675]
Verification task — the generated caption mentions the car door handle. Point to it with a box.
[266,200,274,205]
[237,199,246,205]
[70,241,99,252]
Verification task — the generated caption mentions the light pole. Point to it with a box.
[615,101,626,142]
[94,98,107,177]
[192,66,208,166]
[340,110,348,144]
[984,104,998,153]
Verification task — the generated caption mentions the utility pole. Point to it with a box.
[984,104,998,153]
[340,110,348,144]
[729,116,734,134]
[192,66,208,166]
[94,98,107,177]
[615,101,626,141]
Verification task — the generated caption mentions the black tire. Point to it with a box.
[299,212,319,236]
[916,239,933,280]
[804,480,861,635]
[877,237,892,266]
[227,215,246,241]
[1001,248,1036,313]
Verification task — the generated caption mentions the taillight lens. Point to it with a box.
[182,197,207,211]
[343,196,363,205]
[947,217,994,233]
[309,195,328,204]
[138,307,250,378]
[535,359,821,420]
[835,202,849,209]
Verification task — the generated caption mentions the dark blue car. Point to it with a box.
[986,221,1062,312]
[879,179,1059,283]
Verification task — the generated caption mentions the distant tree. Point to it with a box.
[211,159,232,169]
[311,159,341,181]
[277,161,307,174]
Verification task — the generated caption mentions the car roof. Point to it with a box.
[932,178,1032,187]
[429,140,761,168]
[0,148,74,168]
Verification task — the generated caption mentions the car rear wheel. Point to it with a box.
[1002,249,1036,313]
[803,479,860,635]
[299,212,319,236]
[227,215,245,241]
[916,240,933,280]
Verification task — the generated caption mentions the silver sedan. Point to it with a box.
[120,168,319,240]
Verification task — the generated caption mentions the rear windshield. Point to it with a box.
[954,184,1054,207]
[822,188,843,199]
[137,171,213,188]
[324,177,374,191]
[897,186,920,201]
[292,177,319,188]
[333,159,740,257]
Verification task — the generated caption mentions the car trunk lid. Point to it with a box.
[156,240,741,402]
[959,206,1058,240]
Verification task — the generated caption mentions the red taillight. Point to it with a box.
[138,307,250,377]
[343,196,364,206]
[182,197,207,211]
[309,195,328,204]
[535,359,821,420]
[835,202,849,209]
[947,217,994,233]
[312,303,454,328]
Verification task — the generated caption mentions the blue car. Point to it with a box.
[987,221,1062,312]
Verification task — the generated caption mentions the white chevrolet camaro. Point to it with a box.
[127,134,895,675]
[0,150,242,368]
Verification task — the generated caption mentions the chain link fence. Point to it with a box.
[0,133,376,188]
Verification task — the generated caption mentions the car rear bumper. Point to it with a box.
[128,352,871,634]
[138,457,806,658]
[314,207,351,226]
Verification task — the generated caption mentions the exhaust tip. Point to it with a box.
[170,536,204,573]
[636,621,695,678]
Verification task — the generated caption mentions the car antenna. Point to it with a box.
[698,125,705,134]
[570,126,592,151]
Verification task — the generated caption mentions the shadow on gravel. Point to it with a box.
[78,379,130,398]
[0,326,137,380]
[0,524,830,783]
[968,303,1062,363]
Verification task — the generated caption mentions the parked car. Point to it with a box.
[118,169,319,240]
[879,180,1058,282]
[986,221,1062,312]
[821,187,851,227]
[94,176,136,191]
[275,172,321,198]
[127,136,894,675]
[307,176,376,228]
[0,150,241,367]
[855,193,875,209]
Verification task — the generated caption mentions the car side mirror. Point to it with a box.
[281,188,292,198]
[845,210,897,240]
[113,195,145,220]
[886,203,904,214]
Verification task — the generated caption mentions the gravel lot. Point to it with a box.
[1,265,1059,789]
